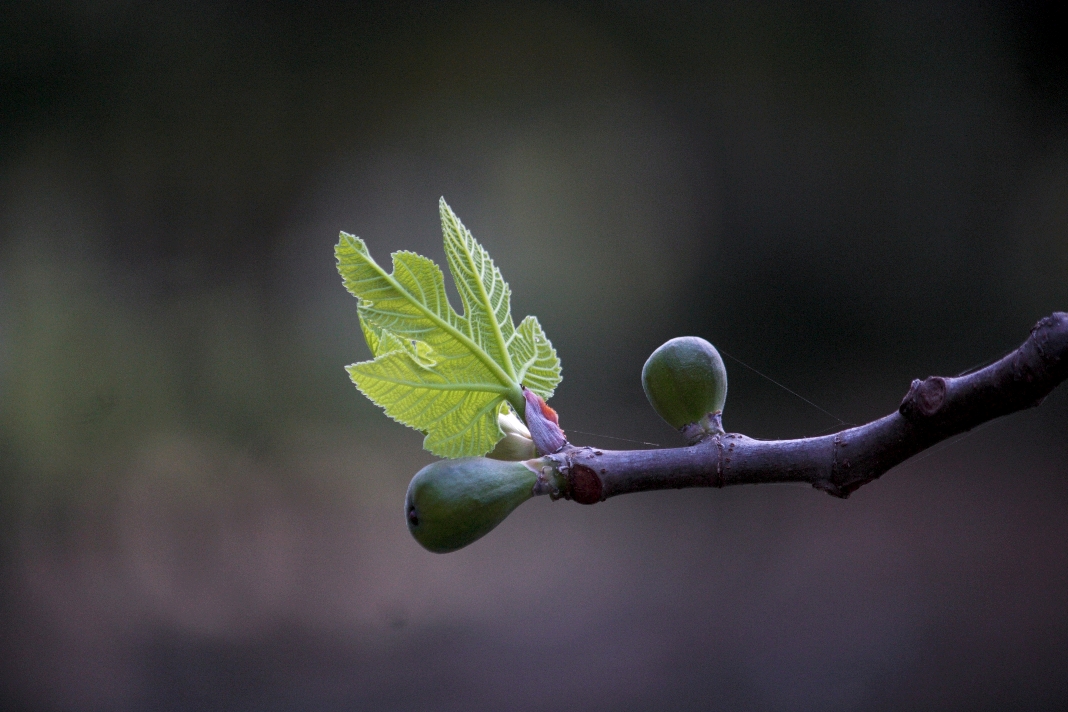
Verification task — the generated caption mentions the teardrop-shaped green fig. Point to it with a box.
[405,457,539,553]
[642,336,727,439]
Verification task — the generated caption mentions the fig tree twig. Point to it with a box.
[533,312,1068,503]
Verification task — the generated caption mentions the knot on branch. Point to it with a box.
[899,312,1068,429]
[545,447,606,505]
[567,463,604,505]
[814,433,877,499]
[899,376,947,421]
[1023,312,1068,384]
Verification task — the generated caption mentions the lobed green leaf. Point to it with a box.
[336,200,562,457]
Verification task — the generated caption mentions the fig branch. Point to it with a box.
[405,313,1068,553]
[533,312,1068,504]
[336,204,1067,553]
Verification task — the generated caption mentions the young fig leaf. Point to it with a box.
[336,199,562,458]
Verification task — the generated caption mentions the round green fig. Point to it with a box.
[405,457,539,553]
[642,336,727,441]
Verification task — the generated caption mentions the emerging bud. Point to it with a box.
[523,388,567,454]
[487,409,537,461]
[642,336,728,442]
[405,457,540,553]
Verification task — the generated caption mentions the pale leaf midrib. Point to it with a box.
[352,237,520,398]
[352,371,510,394]
[450,216,517,382]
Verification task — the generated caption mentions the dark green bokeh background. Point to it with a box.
[2,3,1067,710]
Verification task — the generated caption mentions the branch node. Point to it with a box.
[681,412,726,445]
[714,436,726,488]
[899,376,947,421]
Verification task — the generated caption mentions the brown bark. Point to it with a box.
[538,312,1068,502]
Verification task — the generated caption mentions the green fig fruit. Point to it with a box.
[405,457,539,553]
[642,336,727,441]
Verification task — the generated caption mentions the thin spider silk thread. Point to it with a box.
[569,346,853,447]
[956,349,1015,377]
[566,429,662,448]
[716,348,855,427]
[572,346,1013,460]
[895,419,998,472]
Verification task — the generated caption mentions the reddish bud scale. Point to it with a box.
[523,388,567,455]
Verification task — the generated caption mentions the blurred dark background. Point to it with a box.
[2,2,1067,710]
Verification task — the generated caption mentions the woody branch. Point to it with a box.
[529,312,1068,503]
